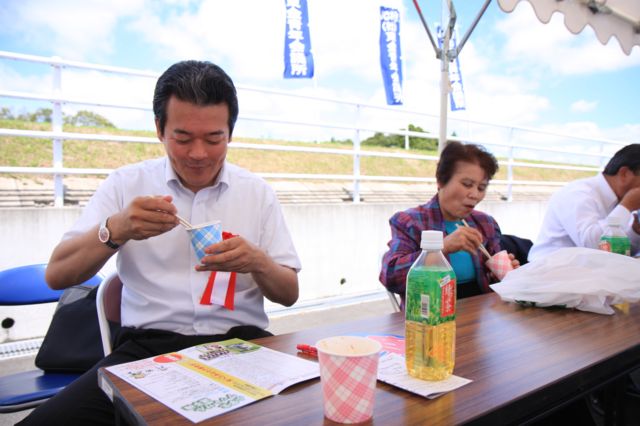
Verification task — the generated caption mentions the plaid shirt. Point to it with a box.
[379,194,502,303]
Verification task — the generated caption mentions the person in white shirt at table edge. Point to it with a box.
[528,143,640,261]
[19,60,301,426]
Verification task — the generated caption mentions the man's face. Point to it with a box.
[627,171,640,193]
[156,96,230,193]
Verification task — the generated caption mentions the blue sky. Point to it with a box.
[0,0,638,146]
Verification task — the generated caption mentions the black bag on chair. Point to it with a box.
[35,284,118,373]
[500,234,533,265]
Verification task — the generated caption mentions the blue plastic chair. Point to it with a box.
[0,264,102,413]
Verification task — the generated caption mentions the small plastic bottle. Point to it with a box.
[599,216,633,313]
[405,230,457,381]
[598,216,631,256]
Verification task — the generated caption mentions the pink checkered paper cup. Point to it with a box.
[188,220,222,261]
[316,336,382,424]
[485,249,514,281]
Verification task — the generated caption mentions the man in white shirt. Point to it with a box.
[529,143,640,261]
[20,61,301,425]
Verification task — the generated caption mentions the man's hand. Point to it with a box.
[632,211,640,235]
[443,226,483,255]
[620,187,640,213]
[109,195,179,244]
[197,236,265,274]
[197,235,298,306]
[508,252,521,270]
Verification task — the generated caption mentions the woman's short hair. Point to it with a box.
[436,141,499,185]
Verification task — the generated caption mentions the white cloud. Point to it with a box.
[0,63,50,94]
[570,99,597,113]
[0,0,146,62]
[496,4,640,75]
[125,0,409,89]
[308,0,385,83]
[60,69,157,130]
[605,123,640,144]
[543,121,605,140]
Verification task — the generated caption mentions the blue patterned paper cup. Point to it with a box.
[188,220,222,261]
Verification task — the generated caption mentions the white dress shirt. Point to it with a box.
[63,158,301,335]
[529,173,640,261]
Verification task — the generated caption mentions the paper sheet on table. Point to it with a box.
[354,333,472,398]
[377,352,472,398]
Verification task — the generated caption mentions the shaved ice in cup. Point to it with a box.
[485,249,514,281]
[188,220,222,261]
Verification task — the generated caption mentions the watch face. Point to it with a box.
[99,225,109,243]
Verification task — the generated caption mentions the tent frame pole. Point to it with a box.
[412,0,493,153]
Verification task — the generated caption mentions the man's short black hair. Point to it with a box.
[603,144,640,175]
[153,60,239,137]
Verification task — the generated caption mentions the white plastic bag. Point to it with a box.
[490,247,640,315]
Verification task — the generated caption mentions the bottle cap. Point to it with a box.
[420,230,443,249]
[606,215,622,227]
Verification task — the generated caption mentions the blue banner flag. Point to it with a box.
[379,6,403,105]
[436,23,466,111]
[284,0,314,78]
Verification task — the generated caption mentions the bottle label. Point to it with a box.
[406,267,456,325]
[598,240,611,252]
[420,294,430,319]
[599,236,631,256]
[440,276,455,317]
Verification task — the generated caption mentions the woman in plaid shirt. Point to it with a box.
[380,142,519,305]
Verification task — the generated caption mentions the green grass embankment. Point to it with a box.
[0,119,595,183]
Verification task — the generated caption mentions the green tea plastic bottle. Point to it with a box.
[598,216,631,256]
[405,230,457,381]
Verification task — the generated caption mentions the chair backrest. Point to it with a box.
[0,264,103,306]
[0,264,102,413]
[0,264,61,305]
[96,272,122,356]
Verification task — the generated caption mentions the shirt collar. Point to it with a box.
[596,173,619,211]
[164,157,179,186]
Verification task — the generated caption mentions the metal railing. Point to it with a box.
[0,50,628,206]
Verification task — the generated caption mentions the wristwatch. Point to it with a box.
[98,218,120,250]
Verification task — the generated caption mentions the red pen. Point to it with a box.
[296,343,318,357]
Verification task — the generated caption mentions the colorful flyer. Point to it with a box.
[105,339,319,423]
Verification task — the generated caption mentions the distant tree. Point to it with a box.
[0,107,14,120]
[329,137,353,145]
[33,108,53,123]
[362,124,437,151]
[65,110,115,128]
[17,107,52,123]
[362,131,398,148]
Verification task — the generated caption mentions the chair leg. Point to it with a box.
[387,291,401,312]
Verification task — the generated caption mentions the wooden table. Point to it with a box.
[98,293,640,425]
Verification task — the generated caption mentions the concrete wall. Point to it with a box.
[0,200,547,298]
[0,200,547,340]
